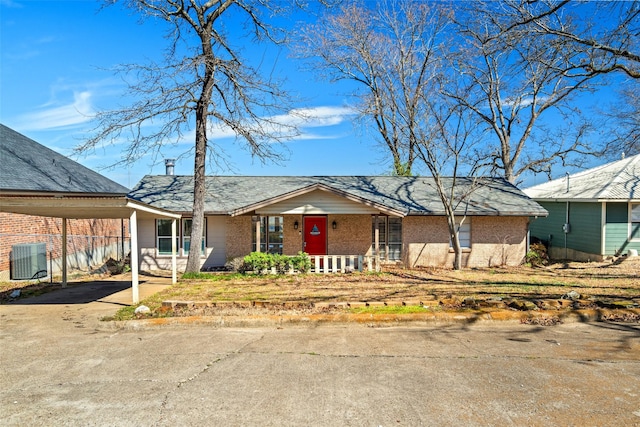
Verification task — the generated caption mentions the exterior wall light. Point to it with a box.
[294,220,299,230]
[332,220,337,230]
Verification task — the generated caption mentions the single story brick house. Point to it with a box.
[524,154,640,261]
[128,172,548,271]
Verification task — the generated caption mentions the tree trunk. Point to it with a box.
[451,234,463,270]
[184,117,208,273]
[446,214,463,270]
[185,16,216,274]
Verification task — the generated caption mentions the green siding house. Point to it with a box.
[524,154,640,261]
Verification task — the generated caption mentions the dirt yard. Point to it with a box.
[3,257,639,321]
[160,257,640,302]
[108,256,638,320]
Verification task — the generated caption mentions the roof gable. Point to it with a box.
[230,183,405,217]
[524,154,640,201]
[0,124,129,195]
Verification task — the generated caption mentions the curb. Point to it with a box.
[112,307,640,330]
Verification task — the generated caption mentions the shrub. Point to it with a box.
[243,252,273,273]
[224,256,247,272]
[291,251,311,273]
[241,251,311,274]
[526,242,549,266]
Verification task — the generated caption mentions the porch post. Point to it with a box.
[130,209,139,304]
[171,218,177,285]
[61,218,67,287]
[601,203,607,256]
[374,214,380,257]
[255,217,261,252]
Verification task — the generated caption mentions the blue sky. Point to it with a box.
[1,0,386,188]
[0,1,626,190]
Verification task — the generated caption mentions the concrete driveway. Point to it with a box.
[1,283,639,426]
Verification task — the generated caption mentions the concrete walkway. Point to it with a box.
[2,276,172,332]
[9,275,172,307]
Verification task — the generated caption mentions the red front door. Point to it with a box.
[303,216,327,256]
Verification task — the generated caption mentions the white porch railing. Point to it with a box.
[308,255,381,273]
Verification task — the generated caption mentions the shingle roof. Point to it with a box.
[0,124,129,194]
[129,175,547,217]
[524,154,640,201]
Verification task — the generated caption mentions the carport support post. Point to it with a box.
[171,219,177,284]
[62,218,67,287]
[130,210,139,304]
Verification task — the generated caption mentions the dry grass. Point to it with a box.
[3,258,638,314]
[155,257,640,305]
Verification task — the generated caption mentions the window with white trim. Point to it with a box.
[157,219,178,255]
[450,218,471,249]
[631,204,640,240]
[182,218,205,254]
[156,218,206,255]
[372,216,402,260]
[252,216,283,254]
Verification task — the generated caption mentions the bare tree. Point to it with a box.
[472,0,640,165]
[414,95,486,269]
[297,0,451,176]
[77,0,298,272]
[490,0,639,79]
[604,87,640,156]
[299,1,485,268]
[449,2,605,183]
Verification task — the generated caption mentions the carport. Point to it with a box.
[1,194,180,304]
[1,124,181,304]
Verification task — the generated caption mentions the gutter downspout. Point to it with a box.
[565,201,569,259]
[565,173,570,259]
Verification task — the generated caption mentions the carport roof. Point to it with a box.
[0,124,179,220]
[0,195,180,220]
[0,124,129,195]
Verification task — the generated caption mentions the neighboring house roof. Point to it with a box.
[524,154,640,202]
[129,175,547,217]
[0,124,129,195]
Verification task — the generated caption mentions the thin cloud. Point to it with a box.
[257,105,358,141]
[274,106,357,128]
[172,105,357,144]
[13,102,355,145]
[14,91,94,131]
[294,132,348,141]
[503,96,548,108]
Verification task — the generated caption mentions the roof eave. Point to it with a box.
[0,189,129,197]
[532,198,640,203]
[406,209,549,217]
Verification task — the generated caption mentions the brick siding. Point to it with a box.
[403,216,528,268]
[140,213,528,271]
[225,216,253,260]
[1,212,129,279]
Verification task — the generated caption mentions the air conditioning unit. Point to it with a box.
[11,243,47,280]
